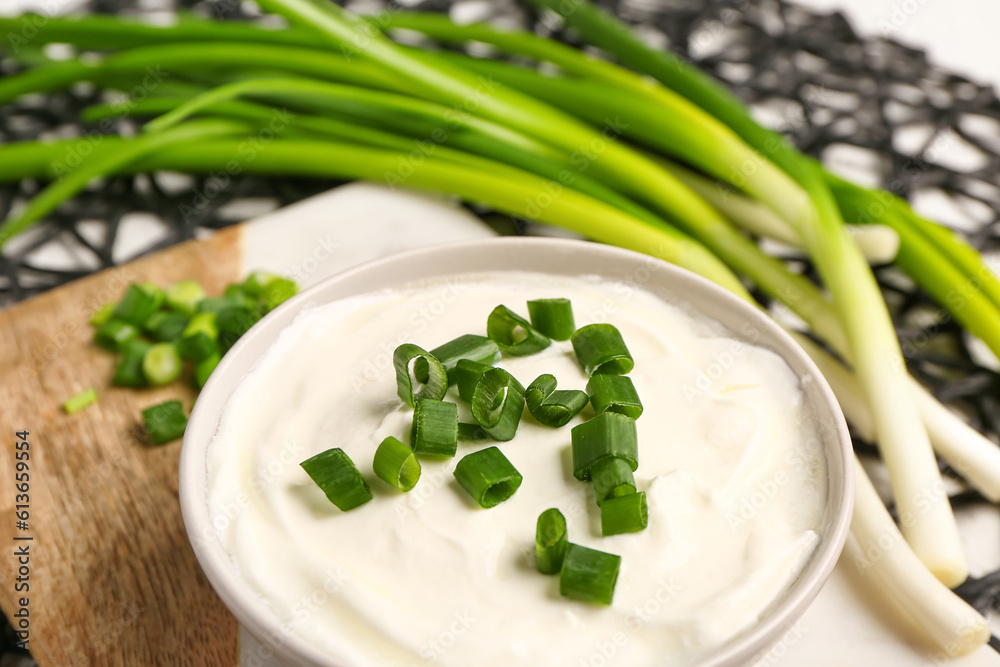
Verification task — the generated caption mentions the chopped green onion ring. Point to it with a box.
[587,374,643,419]
[141,399,188,445]
[411,398,459,458]
[63,388,98,415]
[570,412,638,481]
[486,305,551,356]
[535,508,569,574]
[471,367,526,442]
[422,334,501,384]
[165,279,205,315]
[195,352,220,389]
[527,298,576,341]
[560,543,621,605]
[591,456,637,505]
[113,283,162,328]
[89,301,116,326]
[393,343,448,407]
[94,319,139,351]
[601,491,648,536]
[571,323,634,376]
[455,359,492,403]
[373,436,421,492]
[142,342,182,386]
[178,312,219,363]
[453,446,523,508]
[300,447,372,511]
[113,340,152,388]
[145,311,189,343]
[525,374,589,427]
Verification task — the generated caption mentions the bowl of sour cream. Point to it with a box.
[180,237,853,667]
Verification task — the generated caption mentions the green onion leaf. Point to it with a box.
[601,491,648,536]
[113,340,153,388]
[559,543,621,605]
[425,334,501,384]
[178,312,219,363]
[411,398,459,458]
[471,367,526,441]
[455,359,492,403]
[393,343,448,407]
[258,276,299,314]
[525,374,589,427]
[570,412,638,481]
[300,447,372,511]
[453,446,523,508]
[142,342,182,386]
[486,305,551,356]
[63,388,97,415]
[591,456,637,505]
[535,508,568,574]
[196,296,244,314]
[165,279,205,315]
[145,311,189,343]
[527,298,575,341]
[586,374,643,419]
[458,422,490,440]
[89,301,116,326]
[571,323,634,375]
[113,283,163,327]
[141,399,188,445]
[195,352,220,389]
[93,319,139,351]
[224,283,258,310]
[373,435,421,491]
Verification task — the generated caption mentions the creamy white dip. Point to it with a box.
[206,271,827,667]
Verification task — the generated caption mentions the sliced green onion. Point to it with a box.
[535,508,568,574]
[242,270,278,298]
[525,374,589,427]
[165,279,205,315]
[486,305,551,356]
[145,311,189,343]
[178,312,219,363]
[587,374,643,419]
[113,283,163,327]
[373,435,421,491]
[89,301,116,326]
[471,367,526,441]
[393,343,448,407]
[458,422,490,440]
[411,398,458,458]
[300,447,372,511]
[195,352,220,389]
[425,334,501,383]
[113,340,152,388]
[571,412,638,481]
[601,491,648,536]
[216,305,261,354]
[453,446,523,508]
[455,359,492,403]
[141,399,188,445]
[258,276,298,313]
[142,342,182,386]
[559,543,621,605]
[63,388,98,415]
[571,324,634,376]
[93,319,139,351]
[591,456,637,505]
[527,298,575,341]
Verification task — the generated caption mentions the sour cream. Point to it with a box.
[205,271,827,667]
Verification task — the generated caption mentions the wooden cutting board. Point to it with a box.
[0,227,243,667]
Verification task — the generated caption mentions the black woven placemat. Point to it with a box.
[2,0,999,661]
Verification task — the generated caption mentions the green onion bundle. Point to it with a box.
[2,0,997,651]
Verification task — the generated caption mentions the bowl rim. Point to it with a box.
[179,236,854,667]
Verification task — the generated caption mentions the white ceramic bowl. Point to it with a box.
[180,237,854,667]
